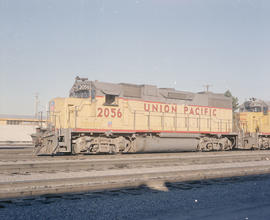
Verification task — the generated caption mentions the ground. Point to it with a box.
[1,175,270,220]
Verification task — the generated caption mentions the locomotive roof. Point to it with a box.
[69,77,232,109]
[240,98,270,110]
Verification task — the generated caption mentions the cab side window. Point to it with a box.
[105,94,118,106]
[91,89,96,100]
[263,106,268,115]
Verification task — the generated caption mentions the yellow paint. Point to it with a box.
[239,111,270,134]
[49,97,232,133]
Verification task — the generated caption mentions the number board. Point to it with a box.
[97,107,122,118]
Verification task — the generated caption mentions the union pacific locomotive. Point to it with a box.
[32,77,270,155]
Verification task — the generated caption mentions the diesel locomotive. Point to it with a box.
[32,77,270,155]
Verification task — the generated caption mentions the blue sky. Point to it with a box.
[0,0,269,115]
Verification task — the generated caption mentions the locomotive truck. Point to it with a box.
[32,77,270,155]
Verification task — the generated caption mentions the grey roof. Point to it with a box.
[69,77,232,109]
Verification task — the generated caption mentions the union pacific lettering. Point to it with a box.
[184,106,217,117]
[144,103,177,113]
[143,103,217,117]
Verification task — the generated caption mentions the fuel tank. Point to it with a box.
[133,134,199,152]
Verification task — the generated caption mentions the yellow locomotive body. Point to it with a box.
[33,77,236,155]
[50,96,232,134]
[238,99,270,149]
[239,112,270,134]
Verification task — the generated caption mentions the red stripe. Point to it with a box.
[95,96,232,110]
[73,128,230,135]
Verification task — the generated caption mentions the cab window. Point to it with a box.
[263,106,268,115]
[104,94,118,106]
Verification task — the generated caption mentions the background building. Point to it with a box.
[0,114,46,145]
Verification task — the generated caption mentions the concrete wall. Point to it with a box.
[0,125,36,143]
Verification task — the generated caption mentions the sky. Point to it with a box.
[0,0,270,115]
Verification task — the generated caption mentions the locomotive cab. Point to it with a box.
[239,98,269,133]
[239,98,270,149]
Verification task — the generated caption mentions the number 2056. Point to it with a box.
[97,108,122,118]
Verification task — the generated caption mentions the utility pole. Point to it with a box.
[35,93,39,119]
[203,84,212,93]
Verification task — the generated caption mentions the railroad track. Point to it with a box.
[1,153,270,174]
[1,160,270,199]
[1,145,270,161]
[1,147,270,199]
